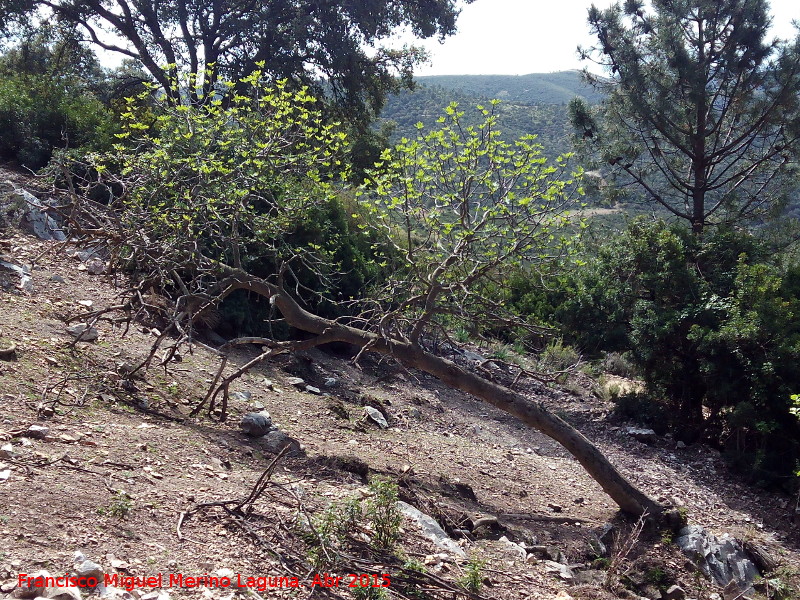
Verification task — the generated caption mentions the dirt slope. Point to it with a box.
[1,222,799,600]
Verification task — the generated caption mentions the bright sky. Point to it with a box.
[391,0,800,76]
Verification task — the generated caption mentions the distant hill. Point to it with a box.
[415,71,602,105]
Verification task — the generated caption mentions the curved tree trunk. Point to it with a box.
[221,268,664,517]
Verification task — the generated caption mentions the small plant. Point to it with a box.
[538,338,580,373]
[400,559,430,599]
[604,511,647,590]
[366,477,402,551]
[454,326,471,343]
[98,491,134,518]
[460,555,486,593]
[601,352,638,378]
[644,566,668,587]
[350,582,388,600]
[488,343,511,361]
[307,496,363,568]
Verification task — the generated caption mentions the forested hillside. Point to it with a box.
[379,84,574,156]
[417,71,602,105]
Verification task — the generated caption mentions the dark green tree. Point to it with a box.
[572,0,800,233]
[7,0,471,121]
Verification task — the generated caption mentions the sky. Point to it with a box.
[389,0,800,76]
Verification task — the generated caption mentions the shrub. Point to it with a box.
[563,218,800,484]
[0,74,114,169]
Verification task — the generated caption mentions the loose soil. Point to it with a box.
[1,172,799,600]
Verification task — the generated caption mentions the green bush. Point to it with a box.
[0,74,114,169]
[562,218,800,485]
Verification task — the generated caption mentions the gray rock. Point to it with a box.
[257,430,303,455]
[497,535,527,560]
[462,350,486,363]
[676,441,687,449]
[239,412,272,437]
[323,377,338,388]
[26,424,49,439]
[543,560,574,582]
[675,525,759,590]
[662,585,686,600]
[0,183,65,240]
[66,323,99,342]
[86,259,106,275]
[250,400,266,411]
[0,442,15,458]
[0,259,33,293]
[97,587,136,600]
[286,377,305,388]
[397,501,465,557]
[73,560,103,584]
[304,385,322,395]
[364,406,388,429]
[50,274,66,283]
[230,391,252,402]
[625,427,658,444]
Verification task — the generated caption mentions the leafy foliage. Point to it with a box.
[362,100,582,345]
[6,0,472,125]
[0,29,114,168]
[562,218,800,484]
[102,70,350,304]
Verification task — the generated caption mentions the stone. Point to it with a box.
[12,570,51,598]
[139,593,169,600]
[543,561,574,582]
[676,441,687,449]
[285,377,305,388]
[462,351,487,363]
[50,275,66,283]
[675,525,759,590]
[497,535,527,560]
[249,400,266,412]
[0,259,33,293]
[45,587,82,600]
[625,427,658,444]
[230,391,251,402]
[98,587,135,600]
[0,443,15,458]
[397,501,465,557]
[239,412,272,437]
[86,259,106,275]
[0,183,65,241]
[257,430,303,455]
[662,585,686,600]
[26,425,49,439]
[304,385,321,395]
[323,377,338,388]
[364,406,388,429]
[66,324,99,342]
[73,559,103,583]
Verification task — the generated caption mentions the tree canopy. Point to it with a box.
[7,0,471,121]
[572,0,800,232]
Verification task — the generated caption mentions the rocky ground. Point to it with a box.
[1,172,799,600]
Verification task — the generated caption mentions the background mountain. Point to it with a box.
[378,71,600,159]
[416,71,601,105]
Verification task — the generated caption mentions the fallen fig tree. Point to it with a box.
[52,75,664,517]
